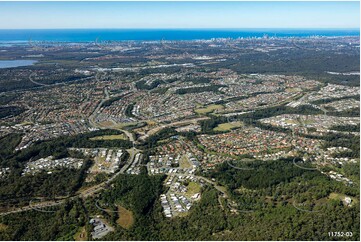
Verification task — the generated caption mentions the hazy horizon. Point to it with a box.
[0,1,359,29]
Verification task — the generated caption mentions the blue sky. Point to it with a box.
[0,1,359,29]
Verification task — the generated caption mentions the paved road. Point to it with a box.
[292,200,320,213]
[87,84,136,145]
[166,172,228,198]
[88,86,109,127]
[292,157,319,171]
[29,72,50,86]
[0,151,137,216]
[29,72,93,88]
[119,128,136,143]
[139,117,210,140]
[165,172,235,212]
[226,160,255,171]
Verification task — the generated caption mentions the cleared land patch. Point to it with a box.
[328,192,357,206]
[0,223,8,232]
[112,122,139,129]
[195,104,223,114]
[90,134,128,141]
[284,119,300,125]
[285,87,302,93]
[329,192,346,201]
[146,120,157,126]
[116,206,134,229]
[98,120,114,127]
[74,226,87,241]
[179,155,192,169]
[213,121,243,131]
[186,181,202,197]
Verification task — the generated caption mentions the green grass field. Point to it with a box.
[0,223,8,232]
[73,227,87,241]
[195,104,224,114]
[90,134,128,141]
[186,182,202,197]
[213,121,243,131]
[285,87,302,93]
[117,206,134,229]
[179,155,192,169]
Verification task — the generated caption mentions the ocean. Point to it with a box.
[0,29,359,43]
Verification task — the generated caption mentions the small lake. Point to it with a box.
[0,60,37,69]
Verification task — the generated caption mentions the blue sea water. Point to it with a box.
[0,29,359,42]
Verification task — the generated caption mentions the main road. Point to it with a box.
[166,172,228,198]
[0,149,138,216]
[138,116,210,141]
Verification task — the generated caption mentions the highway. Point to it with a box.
[292,157,319,171]
[87,83,136,145]
[165,172,228,198]
[88,86,109,127]
[164,171,239,212]
[138,116,210,141]
[0,152,234,217]
[0,150,138,216]
[226,160,255,171]
[29,72,93,88]
[29,72,50,86]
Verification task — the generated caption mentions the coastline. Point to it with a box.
[0,28,359,43]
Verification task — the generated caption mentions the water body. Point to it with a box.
[0,29,359,42]
[0,60,37,69]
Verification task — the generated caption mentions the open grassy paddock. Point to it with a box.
[116,205,134,229]
[186,181,202,197]
[73,226,87,241]
[195,104,224,114]
[213,121,243,131]
[90,134,128,141]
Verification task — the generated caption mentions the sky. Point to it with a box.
[0,1,359,29]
